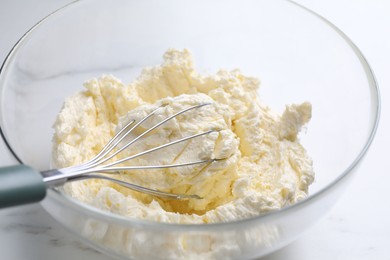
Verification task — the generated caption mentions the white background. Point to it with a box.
[0,0,389,259]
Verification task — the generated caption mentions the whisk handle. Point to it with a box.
[0,165,46,208]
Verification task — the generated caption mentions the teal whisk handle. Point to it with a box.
[0,165,46,208]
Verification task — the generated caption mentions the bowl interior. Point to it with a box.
[0,0,377,197]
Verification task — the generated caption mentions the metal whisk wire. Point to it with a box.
[42,103,221,200]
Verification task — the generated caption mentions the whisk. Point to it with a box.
[0,103,221,208]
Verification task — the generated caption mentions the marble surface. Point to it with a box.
[0,0,389,259]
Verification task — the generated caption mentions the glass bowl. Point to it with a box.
[0,0,380,259]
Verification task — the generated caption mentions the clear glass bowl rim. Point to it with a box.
[0,0,381,231]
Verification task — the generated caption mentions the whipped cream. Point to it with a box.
[53,48,314,224]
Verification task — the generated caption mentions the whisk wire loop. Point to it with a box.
[45,103,221,200]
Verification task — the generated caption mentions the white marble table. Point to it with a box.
[0,0,389,259]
